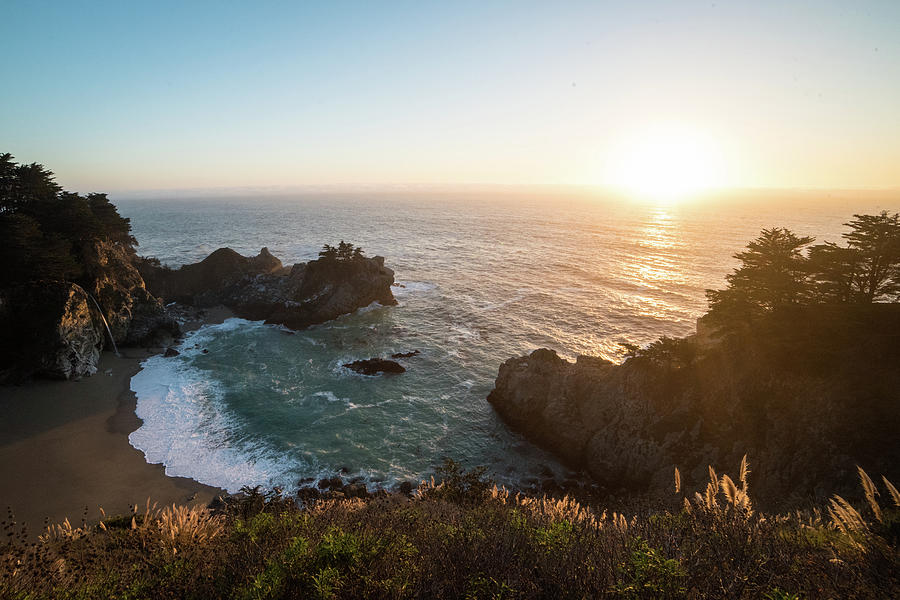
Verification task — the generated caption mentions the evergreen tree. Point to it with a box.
[841,211,900,301]
[318,244,338,261]
[337,240,354,261]
[0,153,136,285]
[706,228,814,321]
[807,242,861,303]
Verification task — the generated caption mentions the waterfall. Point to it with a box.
[72,283,121,357]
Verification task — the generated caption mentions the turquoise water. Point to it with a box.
[119,191,893,493]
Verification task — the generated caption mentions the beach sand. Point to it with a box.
[0,306,234,537]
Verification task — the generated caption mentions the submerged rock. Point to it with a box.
[317,477,343,491]
[343,358,406,375]
[391,350,420,359]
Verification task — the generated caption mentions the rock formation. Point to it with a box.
[343,358,406,375]
[488,307,900,508]
[0,239,178,381]
[79,240,179,346]
[0,283,101,380]
[138,248,397,329]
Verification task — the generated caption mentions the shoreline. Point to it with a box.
[0,306,233,537]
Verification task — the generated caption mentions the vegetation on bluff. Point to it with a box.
[704,212,900,328]
[624,212,900,368]
[318,241,366,263]
[0,153,136,286]
[1,460,898,599]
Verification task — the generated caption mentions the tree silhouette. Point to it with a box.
[318,244,338,261]
[319,241,365,263]
[0,153,136,285]
[807,242,860,303]
[706,228,814,322]
[842,211,900,301]
[337,240,354,261]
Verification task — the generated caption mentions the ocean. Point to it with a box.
[116,190,894,493]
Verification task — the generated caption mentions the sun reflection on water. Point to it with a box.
[621,207,688,319]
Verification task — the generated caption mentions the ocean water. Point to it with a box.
[117,191,893,493]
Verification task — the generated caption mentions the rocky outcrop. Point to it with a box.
[137,247,285,305]
[488,308,900,508]
[0,283,102,380]
[139,249,396,330]
[344,358,406,375]
[1,239,180,382]
[79,240,179,347]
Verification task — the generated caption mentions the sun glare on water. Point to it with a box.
[606,127,728,204]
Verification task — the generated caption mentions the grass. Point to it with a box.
[1,459,898,599]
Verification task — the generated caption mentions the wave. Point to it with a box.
[129,350,293,494]
[392,281,437,297]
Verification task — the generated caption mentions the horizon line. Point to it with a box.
[107,183,900,201]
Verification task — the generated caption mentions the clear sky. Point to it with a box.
[2,1,899,194]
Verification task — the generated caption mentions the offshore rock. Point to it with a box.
[488,307,900,508]
[343,358,406,375]
[137,247,285,305]
[139,248,397,329]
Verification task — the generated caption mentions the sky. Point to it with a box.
[2,1,899,195]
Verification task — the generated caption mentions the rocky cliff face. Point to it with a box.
[0,283,102,380]
[139,249,396,329]
[0,240,178,382]
[79,240,179,346]
[488,309,900,508]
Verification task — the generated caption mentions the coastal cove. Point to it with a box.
[114,193,894,496]
[4,3,900,592]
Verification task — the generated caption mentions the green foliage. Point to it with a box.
[466,575,516,600]
[614,537,687,599]
[706,214,900,327]
[318,241,365,263]
[1,480,898,599]
[621,336,697,370]
[0,152,136,286]
[763,589,801,600]
[427,459,493,504]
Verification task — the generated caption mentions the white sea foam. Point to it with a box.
[355,301,385,314]
[392,281,437,297]
[129,321,300,494]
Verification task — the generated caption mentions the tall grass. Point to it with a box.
[1,459,898,599]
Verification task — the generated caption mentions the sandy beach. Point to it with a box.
[0,307,233,537]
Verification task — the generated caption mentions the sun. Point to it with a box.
[605,127,727,203]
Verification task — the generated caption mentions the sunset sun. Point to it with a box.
[606,128,727,203]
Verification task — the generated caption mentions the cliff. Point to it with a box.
[138,248,396,329]
[488,305,900,507]
[0,239,177,381]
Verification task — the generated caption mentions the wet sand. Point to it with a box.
[0,307,233,536]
